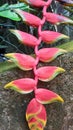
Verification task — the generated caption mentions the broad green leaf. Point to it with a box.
[0,3,9,11]
[57,40,73,52]
[0,3,29,11]
[0,3,34,12]
[0,10,21,21]
[9,3,27,9]
[9,3,31,11]
[0,60,17,73]
[0,3,34,21]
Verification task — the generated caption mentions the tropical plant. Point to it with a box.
[0,2,35,21]
[0,2,34,55]
[2,0,73,130]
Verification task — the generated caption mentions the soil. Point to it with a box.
[0,52,73,130]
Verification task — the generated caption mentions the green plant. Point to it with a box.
[0,2,34,21]
[0,2,35,55]
[2,0,73,130]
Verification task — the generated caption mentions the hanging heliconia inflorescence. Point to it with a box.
[4,0,73,130]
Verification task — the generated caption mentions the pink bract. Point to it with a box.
[35,88,64,104]
[15,9,41,27]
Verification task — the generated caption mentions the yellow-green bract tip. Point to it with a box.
[57,95,64,103]
[57,67,65,73]
[9,29,15,33]
[62,34,69,39]
[5,53,14,57]
[9,29,18,37]
[4,82,13,89]
[59,48,67,53]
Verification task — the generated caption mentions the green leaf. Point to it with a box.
[0,10,21,21]
[8,3,36,11]
[0,3,35,21]
[57,40,73,52]
[0,61,17,73]
[0,3,34,12]
[9,3,29,11]
[0,3,9,11]
[0,3,29,11]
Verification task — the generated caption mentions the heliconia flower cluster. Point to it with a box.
[4,0,73,130]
